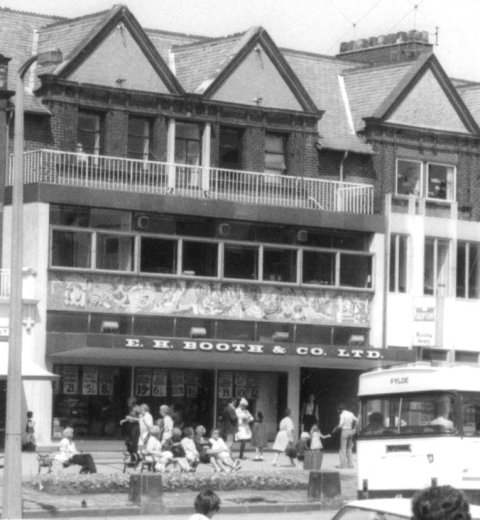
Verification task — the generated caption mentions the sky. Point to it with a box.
[2,0,480,81]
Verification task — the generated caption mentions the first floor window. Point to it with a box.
[263,248,296,282]
[182,240,218,277]
[302,250,335,285]
[140,237,176,274]
[219,127,243,170]
[339,254,372,288]
[427,163,455,201]
[96,234,134,271]
[78,110,102,156]
[51,230,91,268]
[424,237,449,296]
[224,245,258,279]
[175,121,201,165]
[128,116,152,161]
[396,159,422,196]
[390,234,407,292]
[395,158,456,202]
[264,133,286,175]
[457,242,480,299]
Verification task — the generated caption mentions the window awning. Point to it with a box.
[0,343,58,381]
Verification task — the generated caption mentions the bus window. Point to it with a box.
[461,393,480,436]
[360,393,457,436]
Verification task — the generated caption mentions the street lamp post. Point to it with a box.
[2,54,38,520]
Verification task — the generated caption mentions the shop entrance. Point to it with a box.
[300,367,361,450]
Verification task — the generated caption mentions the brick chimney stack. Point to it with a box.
[337,30,433,65]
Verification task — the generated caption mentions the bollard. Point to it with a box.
[129,473,165,514]
[303,450,323,470]
[308,470,342,506]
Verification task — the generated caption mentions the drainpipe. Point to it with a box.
[339,151,349,181]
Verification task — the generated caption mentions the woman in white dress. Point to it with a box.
[272,408,296,466]
[235,398,254,460]
[138,403,154,449]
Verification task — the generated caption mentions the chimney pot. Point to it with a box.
[385,33,397,45]
[377,35,386,45]
[419,30,429,43]
[396,31,408,43]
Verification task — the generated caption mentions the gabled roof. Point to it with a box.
[37,5,184,95]
[343,60,415,132]
[173,26,318,113]
[0,7,65,91]
[146,28,207,63]
[284,50,373,154]
[457,84,480,127]
[344,52,480,135]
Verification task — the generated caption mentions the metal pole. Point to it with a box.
[3,55,37,520]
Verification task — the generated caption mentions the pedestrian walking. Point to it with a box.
[251,411,268,460]
[235,397,253,459]
[332,402,357,469]
[301,393,319,432]
[220,397,238,449]
[120,397,140,464]
[23,410,36,451]
[271,408,296,467]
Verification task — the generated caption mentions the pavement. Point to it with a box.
[0,444,358,518]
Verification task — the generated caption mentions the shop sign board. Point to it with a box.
[84,334,414,362]
[412,297,436,347]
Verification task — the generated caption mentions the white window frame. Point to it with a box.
[425,162,456,203]
[395,158,456,202]
[395,158,423,197]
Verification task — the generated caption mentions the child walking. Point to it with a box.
[310,424,331,450]
[251,411,268,461]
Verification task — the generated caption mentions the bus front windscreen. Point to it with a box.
[359,392,457,436]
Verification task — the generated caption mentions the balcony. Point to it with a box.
[9,149,374,215]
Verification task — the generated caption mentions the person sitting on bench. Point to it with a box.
[55,427,97,474]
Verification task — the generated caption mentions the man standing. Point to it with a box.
[221,397,238,449]
[332,402,357,469]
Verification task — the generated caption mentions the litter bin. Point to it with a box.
[303,450,323,470]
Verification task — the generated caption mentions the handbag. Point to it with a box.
[285,441,297,458]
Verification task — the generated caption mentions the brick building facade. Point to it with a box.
[0,5,479,445]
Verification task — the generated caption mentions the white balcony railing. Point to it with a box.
[8,149,374,214]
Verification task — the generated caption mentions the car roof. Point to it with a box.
[343,498,480,519]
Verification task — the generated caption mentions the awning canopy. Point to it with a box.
[0,343,58,381]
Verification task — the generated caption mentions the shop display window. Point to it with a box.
[51,230,92,268]
[96,234,134,271]
[52,365,131,438]
[140,237,177,274]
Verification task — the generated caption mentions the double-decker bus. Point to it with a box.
[357,363,480,502]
